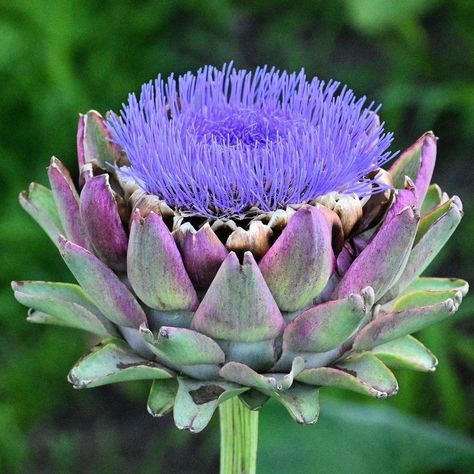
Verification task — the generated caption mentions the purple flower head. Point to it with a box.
[106,64,395,219]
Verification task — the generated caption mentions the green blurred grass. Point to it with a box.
[0,0,473,472]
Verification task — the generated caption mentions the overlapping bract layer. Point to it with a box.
[13,111,467,432]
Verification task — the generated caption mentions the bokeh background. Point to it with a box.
[1,1,474,472]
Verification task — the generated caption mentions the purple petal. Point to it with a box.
[381,196,463,302]
[173,222,228,290]
[48,157,89,248]
[283,289,372,353]
[77,114,85,168]
[389,132,437,207]
[58,236,146,328]
[336,242,355,275]
[128,211,199,311]
[80,174,128,271]
[385,177,418,222]
[259,205,335,312]
[414,133,437,206]
[334,205,419,301]
[78,110,123,168]
[192,251,285,342]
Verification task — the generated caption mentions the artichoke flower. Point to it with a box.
[12,65,468,434]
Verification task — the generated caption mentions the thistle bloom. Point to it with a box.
[106,65,394,218]
[13,65,467,440]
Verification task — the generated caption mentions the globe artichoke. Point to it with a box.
[12,65,467,435]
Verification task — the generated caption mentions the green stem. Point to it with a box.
[219,397,259,474]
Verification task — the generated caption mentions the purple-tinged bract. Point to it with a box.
[106,65,395,218]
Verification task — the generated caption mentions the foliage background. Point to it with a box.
[1,0,473,472]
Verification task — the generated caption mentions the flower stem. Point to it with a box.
[219,397,259,474]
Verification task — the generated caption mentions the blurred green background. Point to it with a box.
[1,0,474,472]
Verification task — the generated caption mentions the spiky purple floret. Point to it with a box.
[106,64,395,219]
